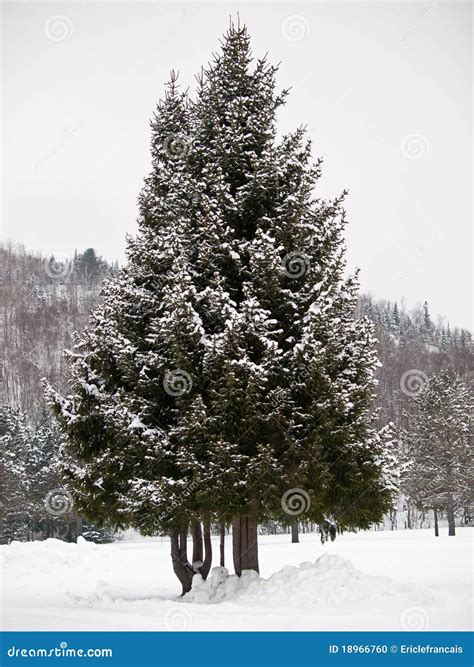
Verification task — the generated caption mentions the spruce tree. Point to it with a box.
[392,302,400,332]
[28,407,62,538]
[402,370,472,535]
[0,404,33,542]
[421,301,432,341]
[46,22,396,591]
[73,248,109,288]
[29,408,112,543]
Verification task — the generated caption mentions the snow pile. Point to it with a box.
[2,537,100,606]
[185,553,398,606]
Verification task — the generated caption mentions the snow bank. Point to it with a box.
[2,537,100,605]
[2,530,471,631]
[185,553,399,606]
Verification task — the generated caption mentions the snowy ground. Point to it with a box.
[1,528,471,631]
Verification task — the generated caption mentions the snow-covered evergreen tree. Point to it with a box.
[29,408,113,542]
[402,370,472,535]
[0,404,32,542]
[46,22,397,592]
[392,302,400,333]
[420,301,432,343]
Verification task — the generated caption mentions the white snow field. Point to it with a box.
[1,528,471,632]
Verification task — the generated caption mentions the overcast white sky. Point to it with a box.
[1,1,472,329]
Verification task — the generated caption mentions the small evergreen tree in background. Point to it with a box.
[402,370,472,535]
[0,404,32,542]
[0,404,113,544]
[73,248,109,288]
[46,22,397,593]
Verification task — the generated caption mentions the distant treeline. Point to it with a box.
[2,243,471,421]
[0,243,118,417]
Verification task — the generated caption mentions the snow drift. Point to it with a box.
[2,530,471,631]
[186,553,399,606]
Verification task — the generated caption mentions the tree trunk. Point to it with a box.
[75,514,83,541]
[433,508,439,537]
[390,509,397,530]
[201,515,212,580]
[232,515,259,576]
[447,497,456,536]
[170,529,194,595]
[191,520,203,566]
[291,520,299,543]
[219,523,225,567]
